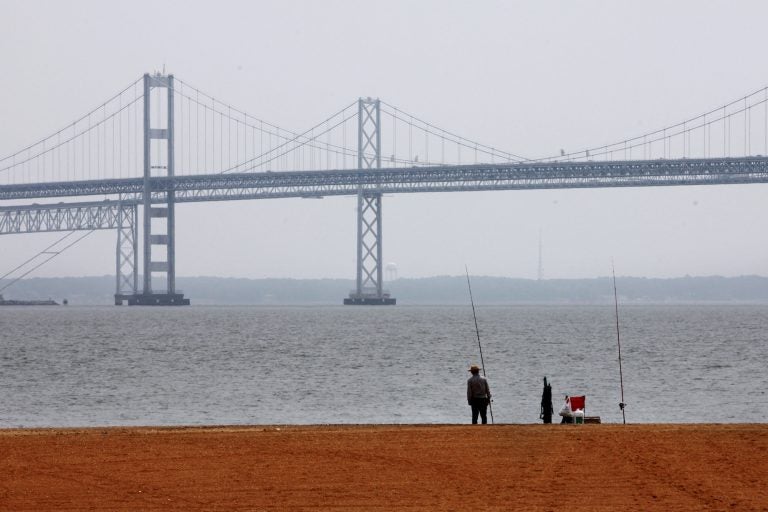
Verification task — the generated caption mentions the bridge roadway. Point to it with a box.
[2,156,768,202]
[2,156,768,234]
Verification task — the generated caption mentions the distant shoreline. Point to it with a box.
[3,274,768,306]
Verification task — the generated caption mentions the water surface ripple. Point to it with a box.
[1,305,766,426]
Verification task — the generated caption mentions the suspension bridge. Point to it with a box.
[2,72,768,305]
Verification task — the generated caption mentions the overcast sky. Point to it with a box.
[2,0,768,281]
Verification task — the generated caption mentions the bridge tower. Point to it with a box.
[114,200,139,304]
[117,72,189,305]
[344,98,396,305]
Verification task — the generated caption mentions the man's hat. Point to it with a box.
[468,364,481,372]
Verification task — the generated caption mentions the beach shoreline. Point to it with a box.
[1,423,766,510]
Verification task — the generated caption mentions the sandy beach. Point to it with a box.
[1,424,766,511]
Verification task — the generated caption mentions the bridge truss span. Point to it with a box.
[0,200,138,234]
[0,200,140,302]
[168,158,768,201]
[4,157,767,205]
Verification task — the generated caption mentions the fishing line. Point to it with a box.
[612,261,627,424]
[465,265,494,424]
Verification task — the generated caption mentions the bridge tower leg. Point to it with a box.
[344,98,396,305]
[122,72,189,306]
[114,201,138,305]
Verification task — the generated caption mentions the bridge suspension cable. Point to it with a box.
[218,102,359,174]
[0,230,95,294]
[379,100,529,166]
[0,77,144,186]
[538,86,768,163]
[173,78,360,174]
[6,73,768,189]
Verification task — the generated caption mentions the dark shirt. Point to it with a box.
[467,374,491,401]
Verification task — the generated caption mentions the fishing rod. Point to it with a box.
[612,262,627,425]
[465,265,494,424]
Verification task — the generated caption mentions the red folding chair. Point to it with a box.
[568,395,586,415]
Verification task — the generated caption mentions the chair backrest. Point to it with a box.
[569,395,586,412]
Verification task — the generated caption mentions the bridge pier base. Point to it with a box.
[343,295,396,306]
[115,293,190,306]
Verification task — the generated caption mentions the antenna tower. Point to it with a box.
[537,228,544,281]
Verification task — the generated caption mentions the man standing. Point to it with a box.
[467,364,491,424]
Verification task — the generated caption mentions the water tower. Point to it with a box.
[385,262,398,282]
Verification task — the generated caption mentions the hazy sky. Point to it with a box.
[2,0,768,280]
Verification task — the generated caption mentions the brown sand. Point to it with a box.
[1,424,766,511]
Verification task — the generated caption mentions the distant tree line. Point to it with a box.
[3,274,768,305]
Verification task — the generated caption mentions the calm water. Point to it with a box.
[0,305,766,427]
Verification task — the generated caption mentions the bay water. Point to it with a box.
[0,304,766,427]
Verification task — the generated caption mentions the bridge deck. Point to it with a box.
[3,156,768,235]
[2,157,768,205]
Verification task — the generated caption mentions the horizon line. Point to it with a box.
[4,273,768,282]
